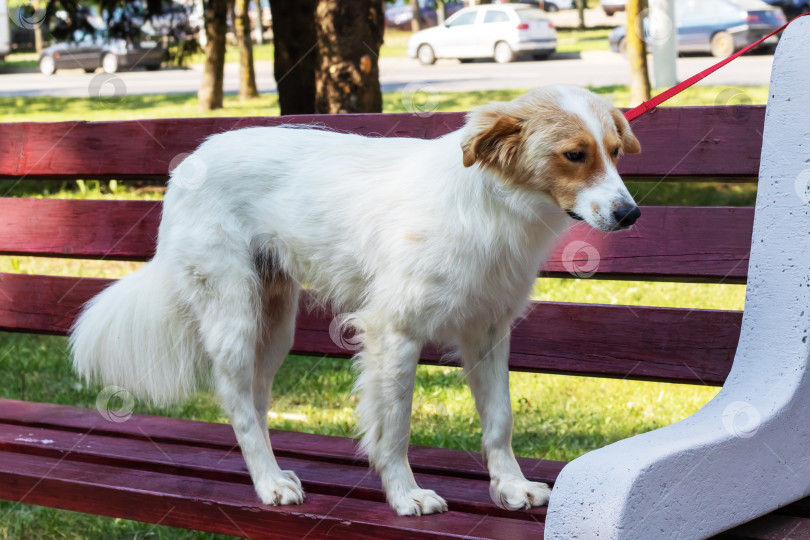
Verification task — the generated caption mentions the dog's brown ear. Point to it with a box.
[461,108,523,169]
[611,108,641,154]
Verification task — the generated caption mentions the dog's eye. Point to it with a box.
[564,151,586,163]
[612,148,620,158]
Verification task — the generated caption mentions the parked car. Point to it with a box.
[601,0,627,16]
[385,0,464,30]
[39,27,163,75]
[608,0,786,58]
[762,0,810,18]
[407,4,557,64]
[493,0,575,12]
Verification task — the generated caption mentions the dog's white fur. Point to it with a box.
[71,85,640,516]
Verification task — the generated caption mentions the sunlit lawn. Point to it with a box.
[0,85,758,537]
[0,84,769,123]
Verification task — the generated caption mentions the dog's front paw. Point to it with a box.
[255,470,305,506]
[389,488,448,516]
[490,475,550,511]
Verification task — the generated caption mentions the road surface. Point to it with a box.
[0,51,773,99]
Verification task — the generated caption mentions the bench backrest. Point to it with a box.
[0,107,764,386]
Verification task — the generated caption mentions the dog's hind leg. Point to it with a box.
[355,321,447,516]
[253,276,299,462]
[460,324,551,511]
[190,256,304,507]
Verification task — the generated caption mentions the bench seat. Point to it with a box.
[2,101,800,537]
[2,398,809,539]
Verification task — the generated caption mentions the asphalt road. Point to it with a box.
[0,51,773,99]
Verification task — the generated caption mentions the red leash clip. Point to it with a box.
[624,12,809,122]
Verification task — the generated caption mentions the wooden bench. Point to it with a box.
[2,28,810,536]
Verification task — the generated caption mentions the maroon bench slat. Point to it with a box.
[2,401,807,540]
[0,273,741,385]
[0,199,161,260]
[0,450,544,540]
[0,422,548,522]
[0,107,764,181]
[0,199,754,283]
[0,398,566,483]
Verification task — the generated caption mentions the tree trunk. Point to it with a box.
[314,0,384,114]
[198,0,228,111]
[436,0,445,25]
[627,0,651,105]
[577,0,586,30]
[253,0,264,44]
[234,0,259,100]
[269,0,318,115]
[410,0,423,32]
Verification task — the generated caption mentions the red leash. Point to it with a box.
[624,12,810,122]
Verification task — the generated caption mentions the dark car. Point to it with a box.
[762,0,810,18]
[385,0,464,30]
[609,0,786,58]
[39,27,163,75]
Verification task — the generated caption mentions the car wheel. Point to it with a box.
[544,2,559,12]
[145,64,161,71]
[604,8,615,16]
[39,55,56,76]
[417,44,436,65]
[83,68,96,74]
[493,41,515,64]
[710,31,735,58]
[102,53,119,74]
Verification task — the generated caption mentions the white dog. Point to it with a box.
[71,85,641,516]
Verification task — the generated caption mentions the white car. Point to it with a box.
[407,4,557,65]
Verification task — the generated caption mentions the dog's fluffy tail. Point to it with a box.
[70,259,205,406]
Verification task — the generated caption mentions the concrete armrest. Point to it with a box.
[545,16,810,540]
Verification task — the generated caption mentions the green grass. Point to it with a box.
[556,28,612,53]
[0,52,38,72]
[0,84,769,123]
[0,85,760,537]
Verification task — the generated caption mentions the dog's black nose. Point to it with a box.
[613,203,640,228]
